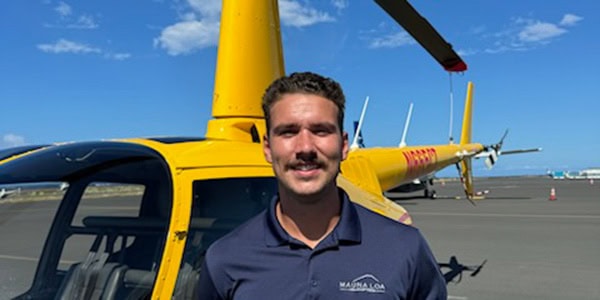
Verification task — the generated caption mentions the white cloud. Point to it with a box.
[473,14,580,55]
[469,25,486,35]
[518,21,566,42]
[104,52,132,60]
[180,12,198,22]
[37,39,132,60]
[155,0,334,55]
[187,0,221,19]
[279,0,334,27]
[2,134,26,148]
[483,45,513,54]
[368,31,415,49]
[48,2,98,30]
[331,0,348,10]
[55,1,72,17]
[68,15,98,29]
[37,39,101,54]
[457,48,479,57]
[559,13,583,27]
[153,20,220,55]
[154,0,221,55]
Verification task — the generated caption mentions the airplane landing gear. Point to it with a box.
[424,189,437,199]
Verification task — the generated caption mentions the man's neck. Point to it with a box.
[276,186,341,249]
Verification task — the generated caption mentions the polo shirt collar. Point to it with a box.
[264,188,362,247]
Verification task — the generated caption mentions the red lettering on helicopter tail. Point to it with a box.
[403,148,438,179]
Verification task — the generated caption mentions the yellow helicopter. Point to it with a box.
[0,0,506,298]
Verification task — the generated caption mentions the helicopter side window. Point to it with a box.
[171,177,277,299]
[51,162,171,300]
[59,182,145,269]
[190,177,276,253]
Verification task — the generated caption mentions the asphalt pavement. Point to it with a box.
[389,176,600,300]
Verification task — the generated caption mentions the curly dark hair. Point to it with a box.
[262,72,345,134]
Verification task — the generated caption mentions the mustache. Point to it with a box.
[295,151,317,161]
[287,152,324,169]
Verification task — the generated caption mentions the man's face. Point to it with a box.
[264,93,348,201]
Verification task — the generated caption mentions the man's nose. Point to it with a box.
[295,130,317,159]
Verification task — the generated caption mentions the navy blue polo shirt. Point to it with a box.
[197,189,446,299]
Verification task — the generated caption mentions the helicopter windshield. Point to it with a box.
[0,141,172,299]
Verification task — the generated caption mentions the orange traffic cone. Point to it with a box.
[548,187,557,201]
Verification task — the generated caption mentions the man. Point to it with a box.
[197,72,446,299]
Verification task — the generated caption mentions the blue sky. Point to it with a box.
[1,0,598,177]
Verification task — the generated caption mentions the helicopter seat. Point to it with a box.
[55,232,128,300]
[56,216,168,299]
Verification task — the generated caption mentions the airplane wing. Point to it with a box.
[375,0,467,72]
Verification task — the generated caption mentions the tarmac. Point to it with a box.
[389,176,600,299]
[1,176,599,299]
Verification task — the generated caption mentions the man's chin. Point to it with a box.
[292,186,323,197]
[285,182,337,202]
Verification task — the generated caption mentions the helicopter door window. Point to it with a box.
[172,177,277,299]
[59,182,144,270]
[70,182,144,226]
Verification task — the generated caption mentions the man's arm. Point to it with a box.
[196,258,224,300]
[409,231,447,300]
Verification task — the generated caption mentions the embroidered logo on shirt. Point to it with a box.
[339,274,386,293]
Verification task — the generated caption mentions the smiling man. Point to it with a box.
[197,72,447,299]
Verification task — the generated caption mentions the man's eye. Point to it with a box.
[279,130,296,136]
[313,128,333,136]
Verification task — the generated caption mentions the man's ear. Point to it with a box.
[263,135,272,163]
[341,131,349,160]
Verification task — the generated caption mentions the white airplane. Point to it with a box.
[0,187,20,199]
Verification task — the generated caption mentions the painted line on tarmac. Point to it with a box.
[0,254,38,262]
[0,254,76,264]
[79,205,139,210]
[410,212,600,219]
[448,296,468,300]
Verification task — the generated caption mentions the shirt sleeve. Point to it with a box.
[408,231,448,300]
[196,258,224,300]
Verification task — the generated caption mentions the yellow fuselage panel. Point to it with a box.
[340,155,382,195]
[212,0,284,119]
[345,143,484,192]
[205,118,267,143]
[337,176,412,225]
[175,141,269,169]
[122,138,271,170]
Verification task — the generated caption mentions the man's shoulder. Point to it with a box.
[352,202,412,228]
[352,202,422,240]
[206,211,266,256]
[350,202,436,265]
